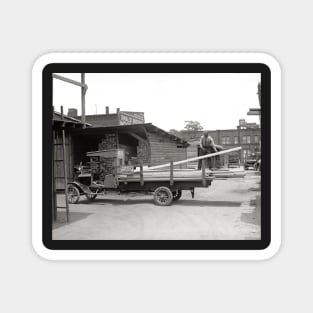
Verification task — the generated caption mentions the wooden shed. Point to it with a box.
[67,123,189,182]
[52,111,91,190]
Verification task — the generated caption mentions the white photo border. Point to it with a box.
[32,53,281,260]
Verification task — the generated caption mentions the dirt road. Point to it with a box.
[53,171,261,240]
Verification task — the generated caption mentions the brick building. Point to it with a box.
[68,106,145,127]
[181,119,261,166]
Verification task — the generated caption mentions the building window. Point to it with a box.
[243,149,251,159]
[254,135,259,144]
[247,135,251,144]
[222,136,230,145]
[234,136,238,144]
[242,136,247,144]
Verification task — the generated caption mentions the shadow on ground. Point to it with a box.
[77,198,242,207]
[53,212,93,229]
[173,200,242,207]
[240,195,261,226]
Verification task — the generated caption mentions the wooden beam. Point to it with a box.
[202,160,206,187]
[53,74,87,88]
[61,106,70,223]
[140,162,144,186]
[128,132,148,144]
[145,147,242,171]
[81,73,86,128]
[140,126,151,166]
[170,161,174,186]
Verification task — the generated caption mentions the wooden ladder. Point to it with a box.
[52,106,70,223]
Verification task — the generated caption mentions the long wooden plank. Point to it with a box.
[129,170,213,177]
[142,147,242,171]
[118,177,213,182]
[128,170,244,177]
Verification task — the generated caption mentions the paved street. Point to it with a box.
[53,171,261,240]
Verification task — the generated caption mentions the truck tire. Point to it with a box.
[67,185,80,204]
[154,186,173,206]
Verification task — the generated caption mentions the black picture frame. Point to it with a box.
[43,63,271,250]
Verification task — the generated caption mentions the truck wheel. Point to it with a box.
[154,186,173,206]
[172,190,182,201]
[67,185,80,204]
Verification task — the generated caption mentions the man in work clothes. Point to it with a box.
[198,131,217,170]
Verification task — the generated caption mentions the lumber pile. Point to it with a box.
[137,141,148,163]
[90,156,117,180]
[88,133,118,179]
[212,169,246,178]
[98,133,117,150]
[127,148,246,181]
[117,169,214,182]
[136,146,242,171]
[117,168,245,182]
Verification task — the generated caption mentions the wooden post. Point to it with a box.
[52,73,87,129]
[81,73,86,129]
[140,161,144,186]
[61,106,70,223]
[52,129,57,222]
[117,108,121,125]
[52,106,57,222]
[170,160,174,186]
[202,159,206,187]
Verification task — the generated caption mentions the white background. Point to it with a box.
[1,1,312,312]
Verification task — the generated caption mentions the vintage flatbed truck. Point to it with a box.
[67,165,214,206]
[66,146,242,206]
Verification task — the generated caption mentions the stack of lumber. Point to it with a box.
[98,133,117,150]
[117,169,214,182]
[90,156,100,174]
[144,146,242,171]
[90,156,117,180]
[212,168,246,178]
[143,168,246,178]
[128,167,245,180]
[137,141,148,163]
[124,147,246,181]
[88,136,118,179]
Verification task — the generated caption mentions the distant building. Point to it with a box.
[181,119,261,166]
[68,106,145,127]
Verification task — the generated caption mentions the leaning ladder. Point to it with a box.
[52,106,69,223]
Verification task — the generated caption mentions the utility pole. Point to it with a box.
[81,73,86,128]
[53,73,88,128]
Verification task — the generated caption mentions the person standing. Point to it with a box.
[198,131,217,170]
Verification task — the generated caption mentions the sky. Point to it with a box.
[53,72,261,131]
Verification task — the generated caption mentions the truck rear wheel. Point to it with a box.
[154,186,173,206]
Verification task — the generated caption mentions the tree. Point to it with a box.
[184,121,203,132]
